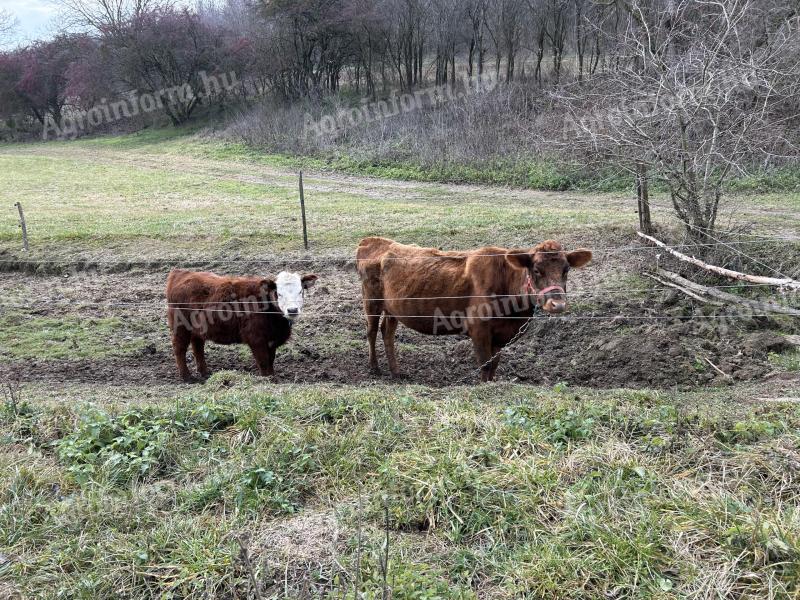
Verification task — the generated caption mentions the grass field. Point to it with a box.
[1,128,799,263]
[1,129,799,599]
[3,379,800,598]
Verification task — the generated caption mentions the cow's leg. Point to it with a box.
[488,345,503,381]
[250,342,277,380]
[171,327,192,382]
[470,327,495,383]
[191,337,210,379]
[364,299,383,374]
[381,315,401,378]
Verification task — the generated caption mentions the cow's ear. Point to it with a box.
[261,278,278,301]
[505,250,534,270]
[567,249,593,268]
[301,274,319,290]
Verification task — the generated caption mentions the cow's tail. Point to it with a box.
[166,268,187,332]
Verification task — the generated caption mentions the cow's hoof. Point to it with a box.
[390,372,406,380]
[369,366,382,376]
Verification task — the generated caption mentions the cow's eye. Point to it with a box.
[563,265,570,275]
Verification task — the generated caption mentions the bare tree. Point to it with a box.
[431,0,460,85]
[523,0,548,86]
[0,9,17,45]
[560,0,800,239]
[465,0,488,79]
[544,0,569,83]
[485,0,524,82]
[56,0,167,35]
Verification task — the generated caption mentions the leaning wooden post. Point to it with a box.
[299,171,309,250]
[14,202,29,252]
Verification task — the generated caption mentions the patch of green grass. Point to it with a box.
[302,155,584,191]
[54,123,205,151]
[55,401,236,484]
[0,312,149,359]
[769,349,800,372]
[72,124,800,195]
[728,167,800,193]
[2,379,798,598]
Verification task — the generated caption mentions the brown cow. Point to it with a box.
[166,269,318,381]
[356,237,592,382]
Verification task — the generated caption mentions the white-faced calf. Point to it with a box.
[166,269,318,381]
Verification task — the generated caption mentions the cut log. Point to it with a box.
[652,268,800,317]
[637,232,800,291]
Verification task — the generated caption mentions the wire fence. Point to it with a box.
[0,278,796,309]
[0,235,797,320]
[3,198,800,333]
[1,238,799,271]
[1,302,793,321]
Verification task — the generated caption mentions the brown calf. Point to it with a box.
[356,237,592,382]
[166,269,318,381]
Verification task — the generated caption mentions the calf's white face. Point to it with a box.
[275,271,318,321]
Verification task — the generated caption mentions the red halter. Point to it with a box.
[524,274,565,303]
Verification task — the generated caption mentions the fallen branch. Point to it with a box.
[643,272,723,305]
[704,356,732,379]
[637,232,800,290]
[653,269,800,317]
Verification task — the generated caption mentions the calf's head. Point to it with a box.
[505,241,592,314]
[266,272,318,321]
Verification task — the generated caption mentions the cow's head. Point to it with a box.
[265,272,318,322]
[505,240,592,314]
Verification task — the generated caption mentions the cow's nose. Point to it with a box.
[546,300,567,314]
[543,297,567,314]
[287,308,299,317]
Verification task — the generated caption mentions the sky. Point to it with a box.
[1,0,60,47]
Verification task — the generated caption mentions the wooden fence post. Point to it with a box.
[636,163,653,236]
[14,202,29,252]
[299,171,309,250]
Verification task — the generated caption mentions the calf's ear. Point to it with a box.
[567,249,593,268]
[505,250,534,270]
[301,274,319,289]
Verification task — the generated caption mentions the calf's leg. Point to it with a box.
[364,298,382,374]
[381,315,401,378]
[191,337,210,379]
[171,327,193,382]
[250,342,277,379]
